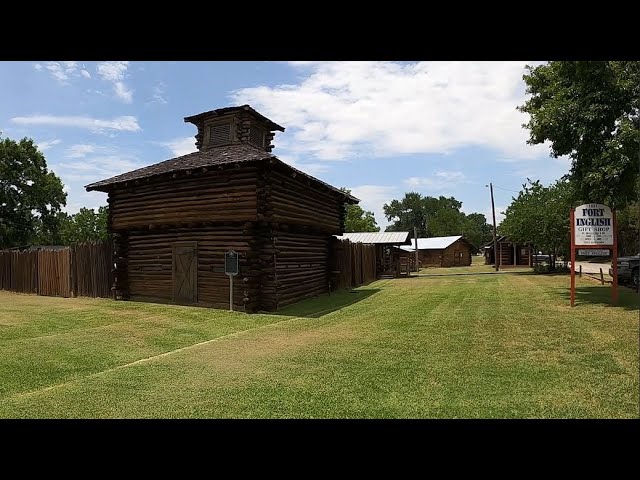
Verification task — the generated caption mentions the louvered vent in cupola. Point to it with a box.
[208,122,232,147]
[249,127,264,148]
[184,105,285,152]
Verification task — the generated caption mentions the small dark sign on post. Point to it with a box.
[225,250,239,276]
[225,250,239,311]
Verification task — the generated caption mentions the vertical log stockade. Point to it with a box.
[0,243,112,298]
[85,105,360,312]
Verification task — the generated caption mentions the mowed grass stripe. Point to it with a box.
[0,272,637,418]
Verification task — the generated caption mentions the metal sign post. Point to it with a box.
[225,250,239,311]
[570,203,617,307]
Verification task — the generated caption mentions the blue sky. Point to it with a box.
[0,61,570,228]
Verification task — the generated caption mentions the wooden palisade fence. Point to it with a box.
[0,242,113,298]
[330,238,377,290]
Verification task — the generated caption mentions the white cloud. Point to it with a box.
[67,144,97,158]
[58,156,140,176]
[149,82,168,105]
[270,153,332,178]
[405,170,468,191]
[348,185,400,230]
[11,114,141,133]
[161,137,196,157]
[33,61,92,84]
[96,61,133,103]
[54,151,142,191]
[114,81,133,103]
[43,62,72,83]
[37,139,62,151]
[63,191,107,214]
[96,61,128,82]
[233,61,549,162]
[300,163,331,176]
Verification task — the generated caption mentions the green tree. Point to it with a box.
[383,192,476,239]
[617,177,640,255]
[340,188,380,232]
[0,135,67,248]
[519,61,640,207]
[384,192,427,235]
[500,179,574,269]
[463,213,492,250]
[34,211,72,245]
[60,206,110,244]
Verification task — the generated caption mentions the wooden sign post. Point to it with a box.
[225,250,239,311]
[570,203,617,307]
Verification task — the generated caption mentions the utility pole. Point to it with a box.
[414,226,419,272]
[489,183,499,271]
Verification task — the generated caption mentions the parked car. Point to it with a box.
[609,254,640,291]
[533,253,552,263]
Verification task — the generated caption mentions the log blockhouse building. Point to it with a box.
[86,105,358,312]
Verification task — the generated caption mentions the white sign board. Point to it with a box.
[578,249,610,256]
[574,203,613,246]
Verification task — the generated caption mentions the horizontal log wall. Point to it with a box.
[443,240,472,267]
[267,167,344,234]
[273,230,330,307]
[110,168,259,230]
[418,240,472,267]
[126,225,258,312]
[418,250,444,267]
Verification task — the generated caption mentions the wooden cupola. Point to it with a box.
[184,104,285,153]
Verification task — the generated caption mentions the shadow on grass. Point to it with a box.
[272,288,381,318]
[555,285,640,311]
[414,270,535,278]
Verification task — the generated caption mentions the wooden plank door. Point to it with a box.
[453,249,460,266]
[172,242,197,304]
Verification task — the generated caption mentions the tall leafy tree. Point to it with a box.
[463,213,493,249]
[60,206,110,244]
[383,192,486,244]
[500,179,574,269]
[384,192,427,235]
[340,188,380,232]
[0,135,66,248]
[519,61,640,207]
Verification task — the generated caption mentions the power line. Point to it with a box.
[492,185,521,194]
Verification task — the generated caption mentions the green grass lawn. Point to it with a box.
[417,254,531,275]
[0,271,637,418]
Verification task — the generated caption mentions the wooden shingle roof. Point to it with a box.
[84,144,358,203]
[184,105,285,132]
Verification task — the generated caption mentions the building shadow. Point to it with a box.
[414,270,536,278]
[555,285,640,311]
[271,288,381,318]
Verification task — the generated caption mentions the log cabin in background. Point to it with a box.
[85,105,358,312]
[483,235,533,267]
[400,235,474,268]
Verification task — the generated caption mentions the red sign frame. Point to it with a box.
[570,208,618,307]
